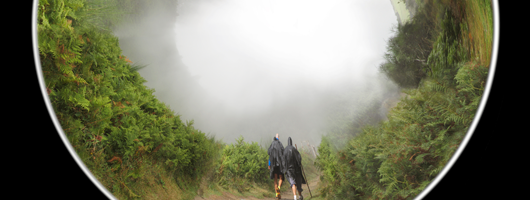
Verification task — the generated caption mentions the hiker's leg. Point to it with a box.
[294,176,303,199]
[274,174,278,189]
[297,182,303,194]
[291,184,297,196]
[274,173,281,198]
[278,174,283,189]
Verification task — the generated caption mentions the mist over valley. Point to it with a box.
[112,0,401,147]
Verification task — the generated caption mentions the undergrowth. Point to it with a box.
[315,0,493,199]
[37,0,219,199]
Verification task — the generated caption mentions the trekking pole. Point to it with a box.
[295,144,312,198]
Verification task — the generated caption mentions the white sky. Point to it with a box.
[110,0,403,144]
[174,0,397,114]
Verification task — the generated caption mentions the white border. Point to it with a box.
[32,1,117,199]
[32,0,499,199]
[414,0,499,199]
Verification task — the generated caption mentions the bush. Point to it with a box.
[214,136,269,192]
[316,0,491,199]
[38,0,217,198]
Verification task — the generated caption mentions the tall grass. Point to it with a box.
[462,0,494,67]
[314,0,493,199]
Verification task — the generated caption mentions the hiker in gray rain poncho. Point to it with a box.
[268,133,285,198]
[282,137,306,200]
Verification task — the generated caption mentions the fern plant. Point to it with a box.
[314,0,491,199]
[38,0,219,198]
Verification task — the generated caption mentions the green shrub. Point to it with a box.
[316,0,491,199]
[214,136,269,192]
[38,0,217,198]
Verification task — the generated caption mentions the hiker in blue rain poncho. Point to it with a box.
[268,133,285,199]
[282,137,306,200]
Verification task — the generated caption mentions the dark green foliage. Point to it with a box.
[427,9,466,88]
[324,97,386,152]
[380,23,429,88]
[317,62,488,199]
[315,0,491,199]
[314,137,338,198]
[380,0,446,89]
[214,136,269,192]
[38,0,217,198]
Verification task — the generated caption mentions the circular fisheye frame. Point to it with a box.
[32,1,116,199]
[33,0,499,199]
[414,1,499,199]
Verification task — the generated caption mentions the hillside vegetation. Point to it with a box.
[314,0,493,199]
[38,1,316,199]
[37,0,494,199]
[37,0,219,199]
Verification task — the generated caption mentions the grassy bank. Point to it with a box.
[192,136,322,199]
[37,0,220,199]
[314,0,493,199]
[37,0,494,199]
[37,1,322,199]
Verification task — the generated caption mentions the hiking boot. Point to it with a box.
[276,192,281,199]
[296,194,303,200]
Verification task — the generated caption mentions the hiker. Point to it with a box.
[268,133,285,199]
[282,137,306,200]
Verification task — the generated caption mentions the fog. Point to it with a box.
[113,0,400,147]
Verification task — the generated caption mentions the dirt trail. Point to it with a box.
[194,143,322,200]
[193,171,322,200]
